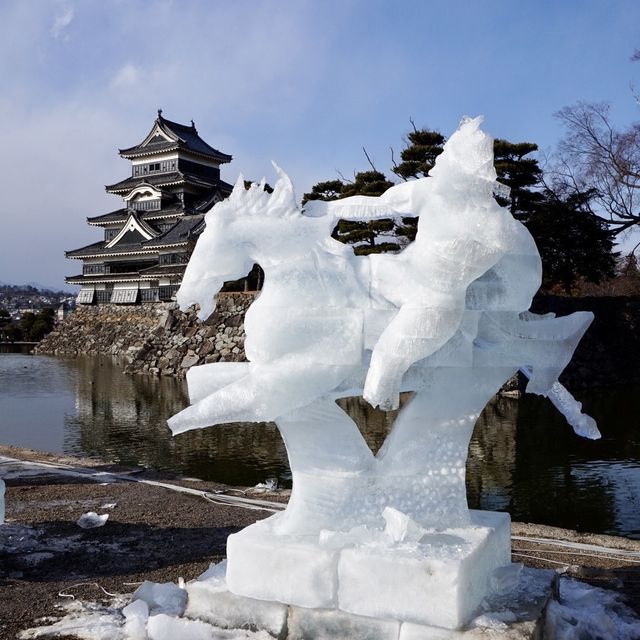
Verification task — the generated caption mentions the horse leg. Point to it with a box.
[272,396,376,535]
[375,365,516,528]
[167,356,356,435]
[185,362,250,403]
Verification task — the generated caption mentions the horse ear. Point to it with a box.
[268,162,298,217]
[230,174,246,201]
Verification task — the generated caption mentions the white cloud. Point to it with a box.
[50,6,74,40]
[110,62,142,90]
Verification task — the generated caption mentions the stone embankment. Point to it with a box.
[35,293,256,378]
[36,292,640,389]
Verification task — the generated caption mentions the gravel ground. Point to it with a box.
[1,445,639,639]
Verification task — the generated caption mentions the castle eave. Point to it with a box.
[66,273,144,284]
[143,241,189,250]
[139,264,187,278]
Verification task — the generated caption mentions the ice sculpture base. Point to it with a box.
[186,565,557,639]
[225,510,511,630]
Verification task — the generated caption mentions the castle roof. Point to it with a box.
[142,215,205,248]
[87,205,190,226]
[106,170,210,194]
[118,110,232,163]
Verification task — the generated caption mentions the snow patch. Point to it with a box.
[77,512,109,529]
[545,577,640,640]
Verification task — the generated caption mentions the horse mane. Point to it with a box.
[208,164,300,221]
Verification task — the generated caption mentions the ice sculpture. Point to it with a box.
[168,117,599,630]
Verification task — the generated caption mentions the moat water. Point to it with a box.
[0,353,639,538]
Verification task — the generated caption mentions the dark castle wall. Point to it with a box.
[531,294,640,390]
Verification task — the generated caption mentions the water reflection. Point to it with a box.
[64,356,290,486]
[1,354,639,537]
[468,390,640,538]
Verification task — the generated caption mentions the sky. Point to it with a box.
[0,0,638,291]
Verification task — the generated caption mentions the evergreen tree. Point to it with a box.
[391,126,445,181]
[30,308,55,341]
[0,308,13,341]
[334,171,398,255]
[527,190,617,294]
[392,125,446,242]
[493,139,544,220]
[302,179,344,203]
[17,308,55,341]
[19,312,35,340]
[303,170,401,256]
[304,126,617,288]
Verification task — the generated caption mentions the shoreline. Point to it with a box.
[1,445,639,638]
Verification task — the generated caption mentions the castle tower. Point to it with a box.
[66,110,233,304]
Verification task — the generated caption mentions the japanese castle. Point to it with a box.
[66,111,233,304]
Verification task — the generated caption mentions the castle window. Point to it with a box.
[133,160,175,177]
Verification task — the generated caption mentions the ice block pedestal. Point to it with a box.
[225,510,511,631]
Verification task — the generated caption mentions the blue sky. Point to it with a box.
[1,0,638,290]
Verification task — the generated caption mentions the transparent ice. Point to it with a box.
[167,116,599,628]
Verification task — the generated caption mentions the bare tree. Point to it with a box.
[554,102,640,237]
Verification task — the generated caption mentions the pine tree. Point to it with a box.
[492,139,544,220]
[391,126,445,181]
[391,124,446,242]
[303,169,401,256]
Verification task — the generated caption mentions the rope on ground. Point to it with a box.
[512,535,640,560]
[202,492,282,513]
[512,548,640,565]
[58,583,121,599]
[0,455,285,513]
[511,552,573,567]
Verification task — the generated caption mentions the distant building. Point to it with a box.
[66,111,234,304]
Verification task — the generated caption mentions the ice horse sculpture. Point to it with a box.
[168,117,599,631]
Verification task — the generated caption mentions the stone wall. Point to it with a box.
[35,293,256,378]
[35,293,639,389]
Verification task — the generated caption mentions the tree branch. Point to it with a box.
[362,146,378,172]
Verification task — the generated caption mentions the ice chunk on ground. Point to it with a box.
[546,577,640,640]
[16,599,125,640]
[251,478,278,493]
[132,581,187,616]
[197,559,227,582]
[0,477,5,525]
[122,599,148,640]
[489,562,523,595]
[77,512,109,529]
